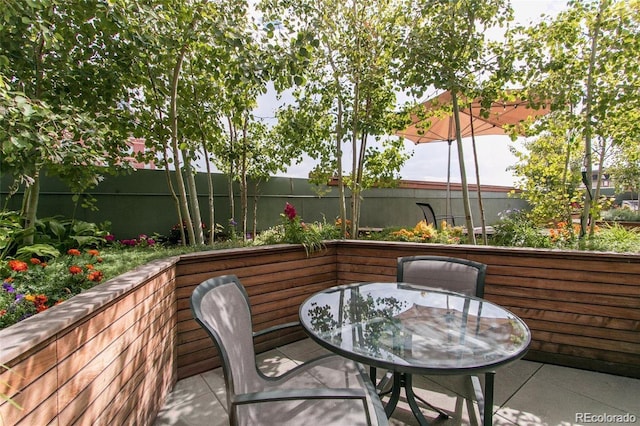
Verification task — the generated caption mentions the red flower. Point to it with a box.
[87,271,104,282]
[32,294,48,312]
[284,203,297,220]
[8,260,28,272]
[87,249,100,257]
[67,249,81,256]
[30,258,42,265]
[69,265,83,275]
[0,309,6,316]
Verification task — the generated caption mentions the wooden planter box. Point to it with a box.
[1,241,638,424]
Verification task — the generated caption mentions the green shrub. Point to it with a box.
[601,208,640,222]
[491,209,552,248]
[0,211,26,260]
[0,211,109,261]
[586,223,640,253]
[252,203,339,255]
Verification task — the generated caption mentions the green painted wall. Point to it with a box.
[1,170,526,239]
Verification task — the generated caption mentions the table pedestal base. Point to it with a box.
[375,370,495,426]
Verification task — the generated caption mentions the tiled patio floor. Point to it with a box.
[154,339,640,426]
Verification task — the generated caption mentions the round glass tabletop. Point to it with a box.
[299,282,531,374]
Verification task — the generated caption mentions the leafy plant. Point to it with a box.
[586,223,640,253]
[491,209,552,249]
[252,203,332,255]
[33,217,108,251]
[0,211,25,260]
[0,213,109,262]
[602,208,640,222]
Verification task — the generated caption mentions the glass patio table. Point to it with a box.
[299,282,531,426]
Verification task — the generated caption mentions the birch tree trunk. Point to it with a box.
[170,44,195,245]
[452,91,476,244]
[581,1,605,239]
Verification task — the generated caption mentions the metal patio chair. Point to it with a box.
[397,255,486,297]
[384,255,488,421]
[190,274,389,426]
[415,202,457,230]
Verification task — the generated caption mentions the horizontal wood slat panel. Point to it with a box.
[486,275,640,297]
[505,306,639,332]
[525,318,639,345]
[486,286,639,309]
[332,241,640,378]
[486,294,640,321]
[0,365,58,425]
[175,246,337,379]
[1,240,639,426]
[0,258,178,426]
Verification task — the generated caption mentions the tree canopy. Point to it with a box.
[1,0,638,246]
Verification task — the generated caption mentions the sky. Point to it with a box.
[254,0,569,187]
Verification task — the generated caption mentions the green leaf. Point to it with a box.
[16,244,61,259]
[48,220,66,239]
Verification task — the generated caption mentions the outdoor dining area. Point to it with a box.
[153,254,639,426]
[1,240,639,425]
[154,338,638,425]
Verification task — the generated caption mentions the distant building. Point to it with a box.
[127,138,156,170]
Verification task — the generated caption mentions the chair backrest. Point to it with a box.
[416,202,438,229]
[190,275,264,403]
[397,255,487,297]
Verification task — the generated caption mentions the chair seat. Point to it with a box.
[236,355,386,426]
[191,275,388,426]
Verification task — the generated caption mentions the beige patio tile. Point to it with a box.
[276,338,333,364]
[155,340,640,426]
[154,381,228,426]
[494,364,637,426]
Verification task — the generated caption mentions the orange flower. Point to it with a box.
[87,249,100,257]
[87,271,104,282]
[0,309,6,316]
[67,249,81,256]
[30,258,42,265]
[85,264,94,270]
[8,260,28,272]
[36,304,48,313]
[69,265,83,275]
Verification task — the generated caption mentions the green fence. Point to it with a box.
[1,170,526,239]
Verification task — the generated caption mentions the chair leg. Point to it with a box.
[414,393,450,418]
[376,371,394,396]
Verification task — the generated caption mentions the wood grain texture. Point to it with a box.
[1,241,638,425]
